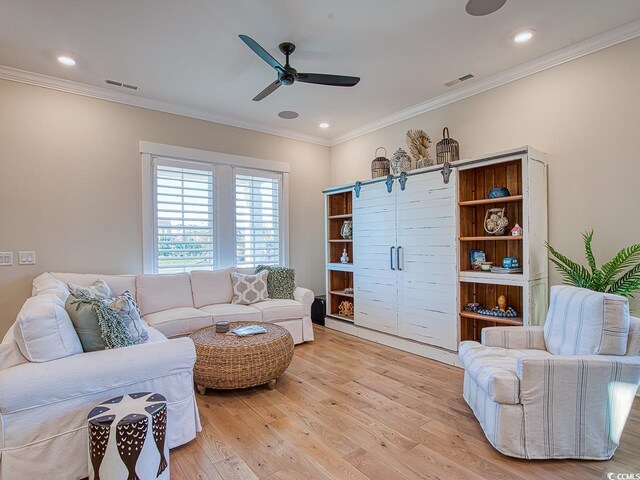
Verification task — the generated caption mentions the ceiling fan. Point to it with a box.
[239,34,360,101]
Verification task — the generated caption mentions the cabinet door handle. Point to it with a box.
[390,246,395,270]
[397,246,403,271]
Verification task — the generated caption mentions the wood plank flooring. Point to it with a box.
[171,325,640,479]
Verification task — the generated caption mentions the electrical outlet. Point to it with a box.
[18,251,36,265]
[0,252,13,266]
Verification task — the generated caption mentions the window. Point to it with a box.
[141,142,289,274]
[234,170,282,268]
[154,159,215,273]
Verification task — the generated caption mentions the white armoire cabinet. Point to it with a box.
[353,170,458,351]
[324,146,548,366]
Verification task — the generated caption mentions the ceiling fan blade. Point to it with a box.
[252,80,282,101]
[239,34,284,72]
[296,73,360,87]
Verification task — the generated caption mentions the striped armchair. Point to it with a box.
[459,285,640,460]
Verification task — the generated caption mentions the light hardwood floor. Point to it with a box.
[171,325,640,480]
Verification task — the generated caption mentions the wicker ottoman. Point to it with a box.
[190,321,294,393]
[87,392,169,480]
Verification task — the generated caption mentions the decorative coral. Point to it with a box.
[406,129,432,168]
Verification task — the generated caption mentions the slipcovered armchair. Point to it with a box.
[459,285,640,460]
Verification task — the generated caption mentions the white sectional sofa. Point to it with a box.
[0,268,314,480]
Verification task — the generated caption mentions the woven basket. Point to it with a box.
[190,322,294,391]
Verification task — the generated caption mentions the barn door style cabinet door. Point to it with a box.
[352,170,458,350]
[324,146,548,364]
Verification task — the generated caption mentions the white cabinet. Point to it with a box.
[353,170,458,350]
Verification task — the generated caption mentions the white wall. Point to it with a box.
[330,37,640,311]
[0,79,331,335]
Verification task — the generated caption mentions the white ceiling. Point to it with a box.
[1,0,639,144]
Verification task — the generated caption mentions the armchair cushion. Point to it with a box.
[459,341,551,405]
[517,354,640,459]
[544,286,630,356]
[482,326,546,350]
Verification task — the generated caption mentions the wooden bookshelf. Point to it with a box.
[326,189,355,323]
[457,154,547,342]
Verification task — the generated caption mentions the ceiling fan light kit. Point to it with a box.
[239,34,361,101]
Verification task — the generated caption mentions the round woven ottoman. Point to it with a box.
[190,321,294,393]
[87,392,169,480]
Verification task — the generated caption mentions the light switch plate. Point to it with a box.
[18,251,36,265]
[0,252,13,266]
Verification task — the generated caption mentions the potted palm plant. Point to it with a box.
[545,231,640,297]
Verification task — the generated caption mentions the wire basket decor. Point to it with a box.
[436,127,460,165]
[371,147,390,178]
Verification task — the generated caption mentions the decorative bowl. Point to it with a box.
[488,186,511,199]
[480,262,493,271]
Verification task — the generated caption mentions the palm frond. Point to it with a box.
[609,263,640,297]
[545,242,593,286]
[600,244,640,286]
[582,230,597,273]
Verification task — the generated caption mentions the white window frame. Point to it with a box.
[141,141,290,273]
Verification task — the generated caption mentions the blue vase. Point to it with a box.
[488,186,511,199]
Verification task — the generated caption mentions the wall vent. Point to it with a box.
[444,73,475,87]
[105,79,139,91]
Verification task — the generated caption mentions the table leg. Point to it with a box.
[267,379,277,390]
[196,384,207,395]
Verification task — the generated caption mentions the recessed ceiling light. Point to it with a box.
[57,55,76,66]
[513,30,535,44]
[278,110,299,119]
[319,122,330,129]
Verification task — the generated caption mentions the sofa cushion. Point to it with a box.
[231,271,269,305]
[32,272,70,301]
[143,307,212,338]
[255,265,296,299]
[198,303,262,323]
[459,341,552,405]
[105,291,149,345]
[48,272,136,298]
[64,294,107,352]
[252,299,303,323]
[13,294,83,362]
[136,273,194,316]
[544,285,630,356]
[67,279,112,300]
[190,268,234,308]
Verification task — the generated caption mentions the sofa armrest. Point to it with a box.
[516,355,640,459]
[481,326,546,350]
[0,337,195,414]
[294,287,314,318]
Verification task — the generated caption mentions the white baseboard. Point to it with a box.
[324,317,462,368]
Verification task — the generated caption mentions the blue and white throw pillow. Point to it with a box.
[104,291,149,344]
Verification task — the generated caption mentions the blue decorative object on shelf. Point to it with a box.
[488,186,511,199]
[502,257,520,268]
[385,175,394,193]
[399,172,408,191]
[354,181,362,198]
[477,307,518,318]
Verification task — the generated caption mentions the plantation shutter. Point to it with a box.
[234,169,282,268]
[154,158,216,273]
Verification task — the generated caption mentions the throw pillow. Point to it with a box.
[67,279,112,300]
[231,270,269,305]
[13,293,83,362]
[66,292,134,351]
[105,291,149,345]
[255,265,296,299]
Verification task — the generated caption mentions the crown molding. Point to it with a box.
[328,19,640,146]
[0,65,331,146]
